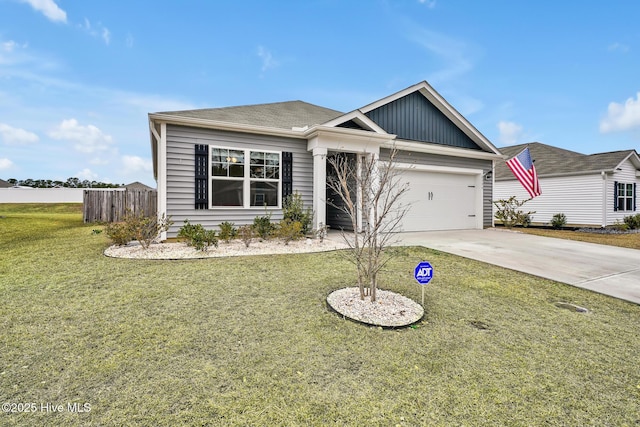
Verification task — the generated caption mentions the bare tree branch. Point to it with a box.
[326,147,411,302]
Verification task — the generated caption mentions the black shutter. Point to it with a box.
[613,181,618,212]
[282,151,293,199]
[195,145,209,209]
[634,182,637,211]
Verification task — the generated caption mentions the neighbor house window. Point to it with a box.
[617,182,634,211]
[210,146,280,208]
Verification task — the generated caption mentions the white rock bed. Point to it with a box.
[327,287,424,327]
[104,238,349,260]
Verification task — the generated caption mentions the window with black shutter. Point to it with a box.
[196,145,290,208]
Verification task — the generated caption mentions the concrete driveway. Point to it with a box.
[394,228,640,305]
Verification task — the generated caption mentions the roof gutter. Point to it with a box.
[387,139,505,161]
[148,113,308,139]
[496,169,616,181]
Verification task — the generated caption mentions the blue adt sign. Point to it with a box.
[414,261,433,285]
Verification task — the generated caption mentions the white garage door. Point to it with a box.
[399,169,479,232]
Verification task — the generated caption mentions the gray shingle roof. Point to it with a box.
[496,142,639,180]
[158,101,344,130]
[125,181,155,191]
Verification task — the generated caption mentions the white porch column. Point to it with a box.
[312,146,328,231]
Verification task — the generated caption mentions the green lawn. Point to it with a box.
[1,204,639,426]
[517,227,640,250]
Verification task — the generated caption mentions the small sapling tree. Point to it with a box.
[327,147,410,302]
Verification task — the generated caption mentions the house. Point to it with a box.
[124,181,156,191]
[495,142,640,227]
[149,81,503,239]
[0,179,11,188]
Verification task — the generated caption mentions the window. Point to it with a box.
[210,146,280,208]
[617,182,634,212]
[250,151,279,207]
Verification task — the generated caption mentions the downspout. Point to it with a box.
[601,171,607,227]
[491,160,496,228]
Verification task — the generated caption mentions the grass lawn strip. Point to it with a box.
[1,203,640,426]
[516,227,640,250]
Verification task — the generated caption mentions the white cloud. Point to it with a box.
[75,168,98,181]
[498,121,524,145]
[20,0,67,23]
[125,33,134,49]
[257,46,279,72]
[608,42,629,53]
[0,158,14,170]
[116,93,196,113]
[49,119,114,153]
[600,92,640,133]
[102,28,111,45]
[79,18,111,45]
[418,0,437,8]
[0,123,39,144]
[0,39,29,66]
[407,26,476,84]
[121,155,152,173]
[2,41,17,52]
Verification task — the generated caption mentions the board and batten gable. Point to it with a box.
[165,124,312,238]
[366,92,483,150]
[380,148,494,228]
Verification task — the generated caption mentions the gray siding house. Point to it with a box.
[149,81,503,238]
[495,142,640,227]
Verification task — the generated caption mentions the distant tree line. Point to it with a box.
[6,178,123,188]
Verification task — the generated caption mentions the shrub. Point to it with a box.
[283,192,313,235]
[177,219,218,251]
[105,211,172,249]
[104,221,133,246]
[218,221,237,242]
[253,213,274,239]
[610,220,630,232]
[623,213,640,230]
[276,219,303,245]
[494,196,535,228]
[238,224,253,248]
[551,213,567,229]
[125,211,173,249]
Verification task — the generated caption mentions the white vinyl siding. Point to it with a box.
[610,161,638,224]
[495,174,603,226]
[494,158,639,227]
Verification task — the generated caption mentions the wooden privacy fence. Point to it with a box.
[83,190,157,223]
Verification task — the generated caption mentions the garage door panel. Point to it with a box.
[399,170,478,232]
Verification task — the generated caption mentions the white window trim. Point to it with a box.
[617,182,634,212]
[209,145,282,209]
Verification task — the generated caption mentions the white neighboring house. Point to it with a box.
[495,142,640,227]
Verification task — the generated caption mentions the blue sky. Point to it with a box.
[1,0,640,187]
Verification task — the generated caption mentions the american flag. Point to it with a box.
[505,147,541,198]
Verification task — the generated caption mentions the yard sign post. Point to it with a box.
[414,261,433,306]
